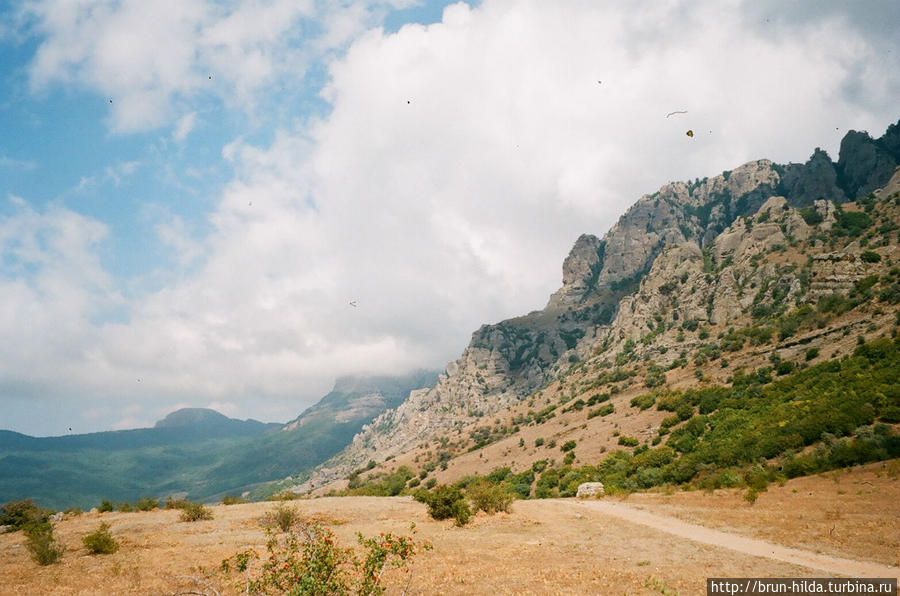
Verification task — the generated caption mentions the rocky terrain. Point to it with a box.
[291,120,900,494]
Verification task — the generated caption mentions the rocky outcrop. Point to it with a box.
[576,482,605,498]
[838,130,899,199]
[293,120,900,493]
[779,148,846,206]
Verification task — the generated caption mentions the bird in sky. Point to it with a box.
[349,300,358,307]
[686,130,694,137]
[666,110,688,118]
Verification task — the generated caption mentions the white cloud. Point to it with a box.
[173,111,197,142]
[22,0,423,133]
[4,1,900,435]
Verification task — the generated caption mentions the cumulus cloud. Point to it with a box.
[21,0,425,133]
[4,0,900,434]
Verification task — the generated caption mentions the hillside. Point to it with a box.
[0,371,436,509]
[292,120,900,496]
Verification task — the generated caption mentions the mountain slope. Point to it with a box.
[293,119,900,493]
[0,372,437,509]
[309,165,900,499]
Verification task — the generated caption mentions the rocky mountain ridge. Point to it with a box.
[291,120,900,494]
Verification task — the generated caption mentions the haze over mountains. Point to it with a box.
[0,371,436,509]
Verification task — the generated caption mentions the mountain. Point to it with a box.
[0,372,436,510]
[292,119,900,494]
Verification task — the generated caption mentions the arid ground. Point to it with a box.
[1,461,897,595]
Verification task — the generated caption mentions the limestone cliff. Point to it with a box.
[291,120,900,493]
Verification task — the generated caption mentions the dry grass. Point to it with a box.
[1,461,897,595]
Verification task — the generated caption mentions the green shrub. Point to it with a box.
[832,209,872,238]
[98,499,114,513]
[416,485,470,526]
[221,520,430,596]
[534,437,545,447]
[24,522,64,565]
[117,502,133,513]
[676,402,694,421]
[631,393,656,411]
[0,499,49,531]
[265,504,299,532]
[879,406,900,423]
[743,466,769,491]
[466,480,514,514]
[805,348,819,361]
[776,360,796,375]
[222,495,247,505]
[82,523,119,555]
[860,251,881,263]
[618,436,639,447]
[179,502,213,522]
[799,207,823,226]
[560,440,576,452]
[164,496,191,509]
[134,497,158,511]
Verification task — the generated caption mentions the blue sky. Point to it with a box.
[1,0,898,436]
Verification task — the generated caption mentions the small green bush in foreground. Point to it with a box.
[82,523,119,554]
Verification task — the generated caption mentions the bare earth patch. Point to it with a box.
[1,462,897,595]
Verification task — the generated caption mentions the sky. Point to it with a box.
[1,0,898,436]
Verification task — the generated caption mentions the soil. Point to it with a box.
[1,461,897,595]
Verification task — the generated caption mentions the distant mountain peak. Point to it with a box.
[154,408,231,428]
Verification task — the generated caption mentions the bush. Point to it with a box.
[98,499,114,513]
[0,499,49,531]
[799,207,823,226]
[534,437,544,447]
[135,497,158,511]
[179,502,213,522]
[805,348,819,361]
[776,360,796,376]
[416,485,470,526]
[265,504,299,532]
[164,496,191,509]
[860,251,881,263]
[631,393,656,411]
[618,436,639,447]
[466,480,514,514]
[221,520,431,596]
[82,523,119,554]
[222,495,247,505]
[24,522,64,565]
[560,440,576,452]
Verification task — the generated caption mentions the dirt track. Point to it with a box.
[570,499,899,578]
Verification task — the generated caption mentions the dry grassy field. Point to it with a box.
[1,461,897,595]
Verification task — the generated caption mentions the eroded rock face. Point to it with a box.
[838,130,898,199]
[780,148,845,207]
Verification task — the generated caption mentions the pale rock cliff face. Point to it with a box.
[293,122,900,493]
[598,192,889,364]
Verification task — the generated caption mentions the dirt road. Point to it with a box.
[571,499,900,578]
